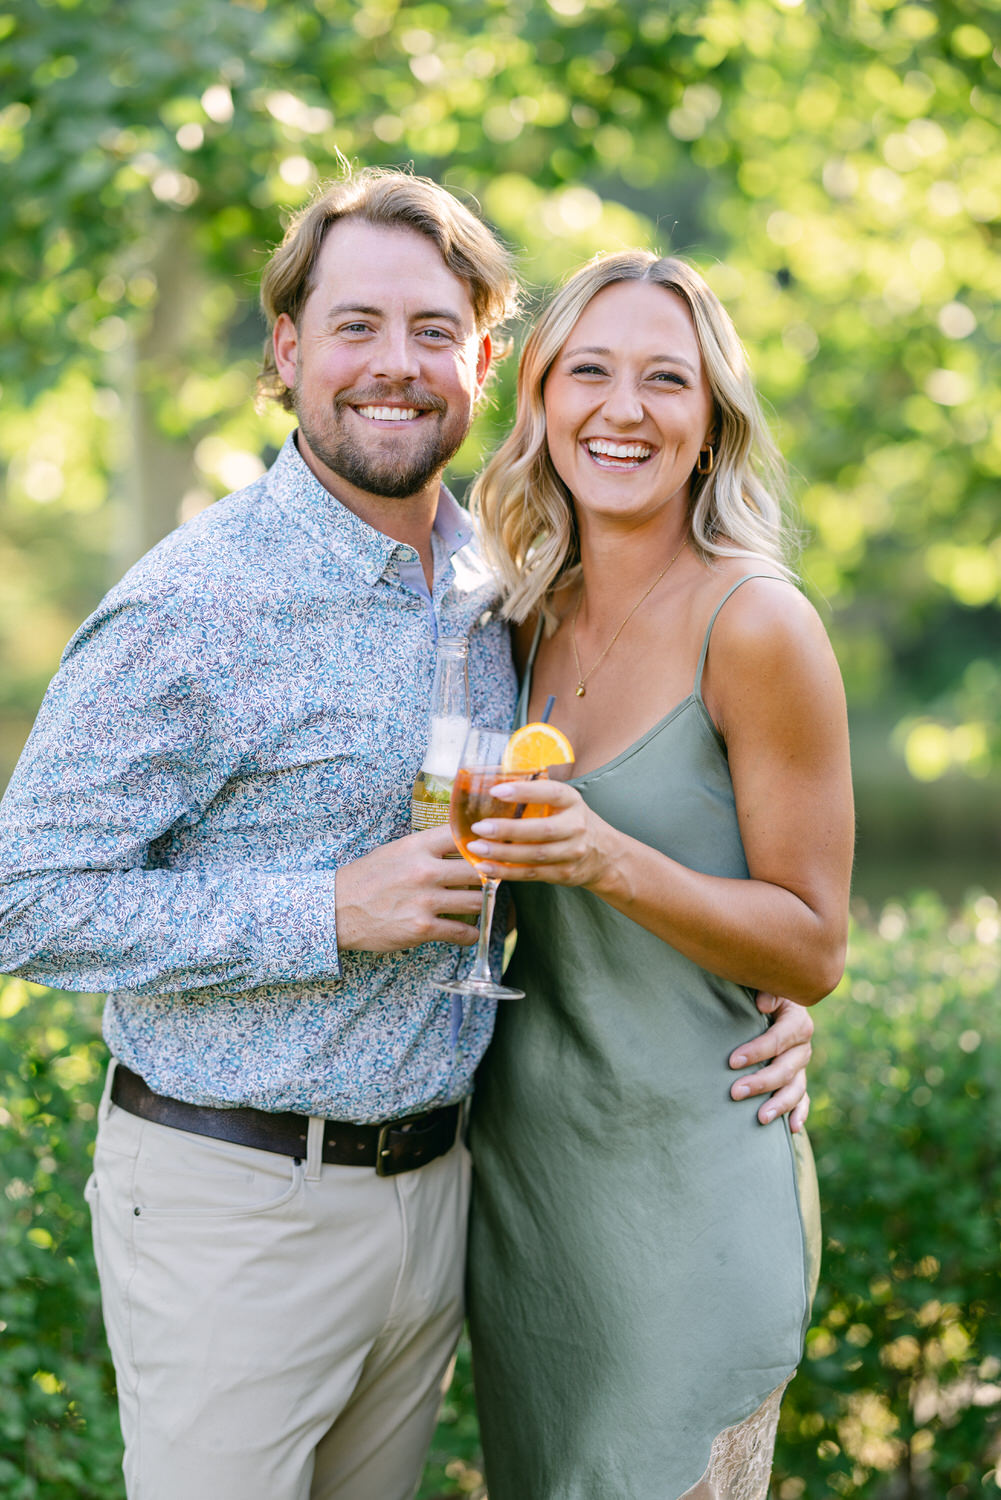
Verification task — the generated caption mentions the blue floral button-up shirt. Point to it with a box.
[0,434,518,1122]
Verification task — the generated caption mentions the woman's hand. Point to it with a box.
[729,993,814,1131]
[467,779,615,889]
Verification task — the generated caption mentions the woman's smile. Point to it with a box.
[582,437,656,469]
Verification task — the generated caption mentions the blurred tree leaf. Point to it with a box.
[0,0,999,811]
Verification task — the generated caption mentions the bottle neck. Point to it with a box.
[423,641,470,776]
[428,642,470,723]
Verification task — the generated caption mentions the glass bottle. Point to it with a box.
[410,637,470,831]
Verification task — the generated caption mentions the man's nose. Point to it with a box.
[369,326,421,384]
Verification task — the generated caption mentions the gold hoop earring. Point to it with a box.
[697,444,714,475]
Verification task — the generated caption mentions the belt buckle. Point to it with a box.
[375,1110,441,1177]
[375,1120,395,1176]
[376,1117,419,1177]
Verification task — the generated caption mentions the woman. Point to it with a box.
[463,253,854,1498]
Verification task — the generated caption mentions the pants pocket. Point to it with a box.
[131,1121,305,1221]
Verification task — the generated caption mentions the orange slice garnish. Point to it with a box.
[501,722,575,775]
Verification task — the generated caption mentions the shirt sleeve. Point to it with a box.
[0,588,343,995]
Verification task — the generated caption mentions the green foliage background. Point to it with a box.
[3,896,1000,1497]
[1,1,1000,1496]
[0,0,999,891]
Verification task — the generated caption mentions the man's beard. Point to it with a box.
[294,379,471,500]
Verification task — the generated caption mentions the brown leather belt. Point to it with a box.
[110,1064,461,1177]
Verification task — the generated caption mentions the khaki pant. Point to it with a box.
[86,1062,470,1500]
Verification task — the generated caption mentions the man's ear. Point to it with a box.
[272,313,299,392]
[475,332,493,394]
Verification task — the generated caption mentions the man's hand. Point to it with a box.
[335,826,484,953]
[729,993,814,1131]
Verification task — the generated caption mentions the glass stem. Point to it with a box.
[468,877,499,982]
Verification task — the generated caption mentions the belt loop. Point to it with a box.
[99,1057,118,1124]
[305,1116,325,1181]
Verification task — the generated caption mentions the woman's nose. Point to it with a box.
[600,381,644,426]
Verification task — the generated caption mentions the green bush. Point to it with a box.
[0,981,122,1499]
[2,893,999,1498]
[773,892,1001,1498]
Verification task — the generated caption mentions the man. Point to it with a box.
[0,169,812,1500]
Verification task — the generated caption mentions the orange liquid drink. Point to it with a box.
[449,763,574,870]
[450,768,526,871]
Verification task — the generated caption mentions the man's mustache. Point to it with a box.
[335,386,448,415]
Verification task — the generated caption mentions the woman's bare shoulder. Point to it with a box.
[708,570,822,649]
[696,548,788,591]
[704,570,843,741]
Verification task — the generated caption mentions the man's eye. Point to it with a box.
[419,327,452,341]
[342,323,372,335]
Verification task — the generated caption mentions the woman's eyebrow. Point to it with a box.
[562,344,697,373]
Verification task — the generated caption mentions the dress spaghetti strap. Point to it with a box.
[524,613,545,674]
[693,574,785,701]
[514,614,546,727]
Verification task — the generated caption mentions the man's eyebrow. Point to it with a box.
[562,345,697,373]
[324,303,465,328]
[412,308,465,327]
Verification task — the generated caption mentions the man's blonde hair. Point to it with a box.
[257,167,518,411]
[471,251,795,625]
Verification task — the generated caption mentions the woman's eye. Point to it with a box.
[651,371,687,386]
[570,364,606,376]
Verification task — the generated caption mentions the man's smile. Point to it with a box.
[353,405,426,423]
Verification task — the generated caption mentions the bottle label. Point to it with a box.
[411,771,454,831]
[410,797,450,831]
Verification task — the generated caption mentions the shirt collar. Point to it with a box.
[432,484,474,556]
[268,431,474,585]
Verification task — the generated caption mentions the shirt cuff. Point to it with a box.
[252,871,342,985]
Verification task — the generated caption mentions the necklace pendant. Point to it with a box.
[576,683,586,697]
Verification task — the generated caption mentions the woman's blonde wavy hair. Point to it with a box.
[471,251,796,626]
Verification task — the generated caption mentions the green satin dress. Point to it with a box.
[467,576,822,1499]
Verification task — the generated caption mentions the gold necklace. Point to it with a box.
[570,542,687,697]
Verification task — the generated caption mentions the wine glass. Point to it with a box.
[438,728,536,1002]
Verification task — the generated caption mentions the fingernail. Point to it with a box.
[471,822,495,836]
[731,1054,747,1068]
[761,1107,775,1123]
[467,841,488,855]
[732,1083,749,1099]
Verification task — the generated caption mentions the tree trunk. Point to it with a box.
[110,214,202,580]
